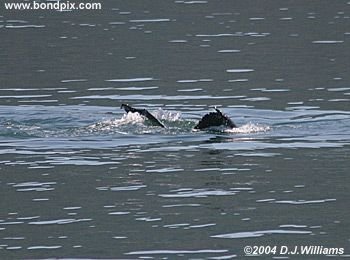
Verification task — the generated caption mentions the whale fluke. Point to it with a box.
[194,108,236,130]
[121,104,165,128]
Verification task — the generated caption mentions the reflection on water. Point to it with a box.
[1,0,350,259]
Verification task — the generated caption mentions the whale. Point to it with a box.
[120,104,237,130]
[193,108,236,130]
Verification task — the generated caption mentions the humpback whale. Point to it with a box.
[120,104,236,130]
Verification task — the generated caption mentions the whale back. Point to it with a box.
[194,109,236,130]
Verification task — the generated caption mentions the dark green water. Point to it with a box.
[1,1,350,259]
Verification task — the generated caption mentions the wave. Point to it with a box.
[86,111,269,135]
[1,109,270,138]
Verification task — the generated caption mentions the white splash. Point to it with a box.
[116,112,145,125]
[153,108,181,122]
[88,112,145,132]
[225,123,270,134]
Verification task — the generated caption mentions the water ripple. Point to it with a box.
[226,69,255,73]
[28,218,92,225]
[108,185,147,191]
[105,77,155,82]
[212,229,312,239]
[159,188,237,198]
[72,94,242,101]
[12,182,56,192]
[129,19,171,23]
[312,40,344,44]
[27,245,62,250]
[125,249,228,255]
[275,199,336,205]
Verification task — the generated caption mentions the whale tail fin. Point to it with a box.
[121,104,165,128]
[194,108,236,130]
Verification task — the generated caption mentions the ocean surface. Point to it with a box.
[1,1,350,259]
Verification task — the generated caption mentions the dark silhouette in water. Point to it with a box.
[121,104,237,130]
[193,108,236,130]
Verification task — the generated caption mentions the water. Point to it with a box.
[1,1,350,259]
